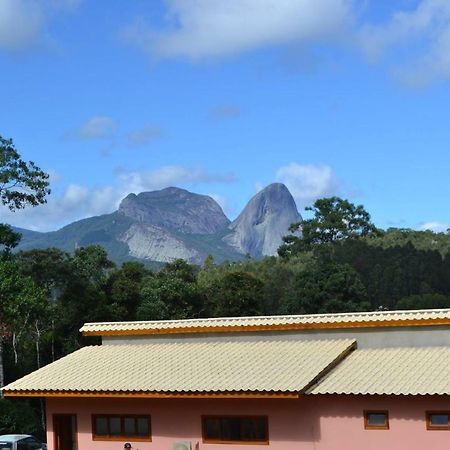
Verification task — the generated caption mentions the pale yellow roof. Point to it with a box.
[80,308,450,336]
[3,339,355,396]
[309,346,450,395]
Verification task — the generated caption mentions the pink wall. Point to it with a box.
[46,395,450,450]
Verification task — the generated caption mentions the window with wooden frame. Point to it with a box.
[426,411,450,430]
[202,416,269,444]
[364,411,389,430]
[92,415,151,441]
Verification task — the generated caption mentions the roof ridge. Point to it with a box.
[82,307,450,327]
[80,308,450,336]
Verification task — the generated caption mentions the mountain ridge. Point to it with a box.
[13,184,302,265]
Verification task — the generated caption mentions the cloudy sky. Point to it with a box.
[1,0,449,232]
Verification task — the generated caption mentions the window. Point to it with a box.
[364,411,389,430]
[426,412,450,430]
[92,415,151,441]
[17,438,43,450]
[202,416,269,444]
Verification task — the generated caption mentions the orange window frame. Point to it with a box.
[364,410,389,430]
[426,411,450,430]
[201,415,269,445]
[91,414,152,441]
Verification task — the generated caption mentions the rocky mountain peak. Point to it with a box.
[118,187,230,234]
[224,183,301,256]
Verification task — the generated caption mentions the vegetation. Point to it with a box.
[2,140,450,437]
[0,137,50,211]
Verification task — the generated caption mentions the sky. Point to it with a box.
[1,0,450,232]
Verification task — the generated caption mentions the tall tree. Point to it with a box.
[137,260,204,321]
[279,197,380,257]
[206,271,264,317]
[279,262,369,314]
[0,260,46,392]
[0,137,50,391]
[0,137,50,210]
[0,224,21,256]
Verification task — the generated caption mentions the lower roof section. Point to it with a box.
[308,346,450,395]
[3,339,355,397]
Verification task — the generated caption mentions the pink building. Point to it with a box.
[4,308,450,450]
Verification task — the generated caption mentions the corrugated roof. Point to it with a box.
[80,308,450,336]
[309,346,450,395]
[3,339,355,396]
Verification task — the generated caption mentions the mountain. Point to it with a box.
[118,188,230,234]
[14,184,301,265]
[224,183,301,257]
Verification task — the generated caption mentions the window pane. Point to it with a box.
[0,444,12,450]
[137,417,150,437]
[430,414,449,426]
[110,417,121,436]
[204,418,220,440]
[241,418,267,441]
[24,438,41,450]
[367,413,387,426]
[221,418,241,441]
[95,417,108,436]
[124,417,136,436]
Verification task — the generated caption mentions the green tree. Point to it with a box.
[105,262,150,320]
[0,224,21,256]
[0,398,41,437]
[0,137,50,210]
[72,245,115,284]
[0,259,46,390]
[56,246,115,353]
[279,197,380,257]
[137,260,204,320]
[16,248,72,363]
[280,262,369,314]
[207,271,264,317]
[397,293,450,310]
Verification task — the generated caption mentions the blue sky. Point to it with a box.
[1,0,450,232]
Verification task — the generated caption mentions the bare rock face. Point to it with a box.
[118,187,230,234]
[224,183,301,257]
[120,223,202,264]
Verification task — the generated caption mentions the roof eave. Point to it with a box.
[3,390,300,399]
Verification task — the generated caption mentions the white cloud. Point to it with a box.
[359,0,450,85]
[123,0,354,60]
[275,163,338,208]
[127,123,164,147]
[0,0,43,51]
[67,116,117,141]
[0,0,79,52]
[1,166,236,231]
[420,221,450,233]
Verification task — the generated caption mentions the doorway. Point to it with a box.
[53,414,77,450]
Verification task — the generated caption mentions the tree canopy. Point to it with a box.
[279,197,380,257]
[0,137,50,210]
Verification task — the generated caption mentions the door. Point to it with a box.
[53,414,77,450]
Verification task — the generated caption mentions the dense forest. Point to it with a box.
[2,138,450,438]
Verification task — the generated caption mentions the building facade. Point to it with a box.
[4,309,450,450]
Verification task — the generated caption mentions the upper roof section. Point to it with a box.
[80,308,450,337]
